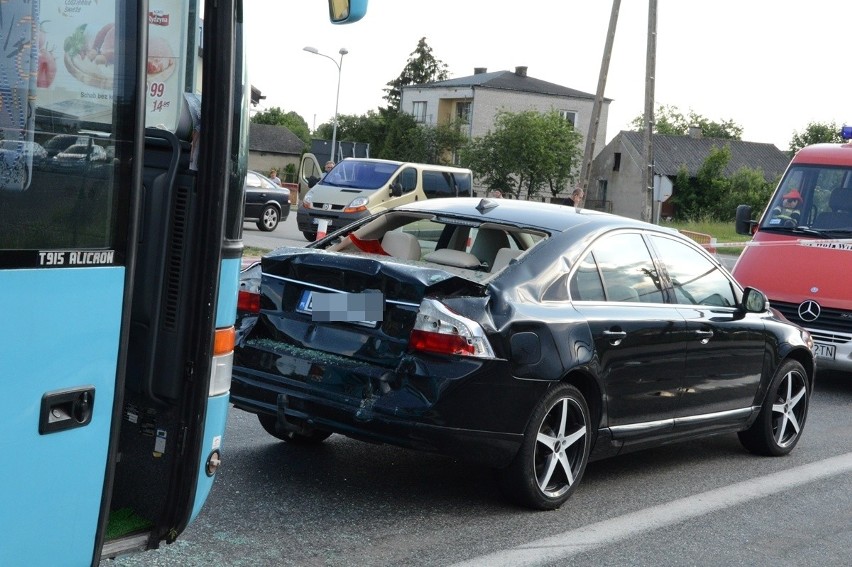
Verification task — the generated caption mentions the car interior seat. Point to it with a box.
[381,231,422,260]
[490,248,522,272]
[814,188,852,228]
[470,228,510,269]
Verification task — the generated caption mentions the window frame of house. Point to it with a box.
[613,152,622,171]
[412,101,427,124]
[456,101,472,124]
[559,110,577,127]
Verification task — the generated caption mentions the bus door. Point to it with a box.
[0,0,366,564]
[0,0,139,564]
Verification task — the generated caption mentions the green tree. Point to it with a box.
[383,37,449,110]
[251,107,311,144]
[381,112,428,162]
[315,109,395,156]
[669,144,776,221]
[459,110,582,200]
[789,121,842,155]
[631,104,742,140]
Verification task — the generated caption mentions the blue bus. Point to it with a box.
[0,0,367,564]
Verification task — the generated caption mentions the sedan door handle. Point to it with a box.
[602,329,627,346]
[695,329,714,344]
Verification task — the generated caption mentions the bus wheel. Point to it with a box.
[257,414,332,444]
[257,205,280,232]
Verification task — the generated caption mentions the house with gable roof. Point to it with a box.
[400,66,610,196]
[247,123,307,182]
[588,130,791,221]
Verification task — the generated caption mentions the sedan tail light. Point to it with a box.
[238,290,260,313]
[409,299,494,358]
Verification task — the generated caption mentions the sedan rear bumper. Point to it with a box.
[231,341,545,467]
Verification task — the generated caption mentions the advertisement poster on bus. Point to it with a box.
[34,0,188,133]
[0,0,39,191]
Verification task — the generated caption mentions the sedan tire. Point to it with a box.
[499,383,591,510]
[256,205,280,232]
[257,414,332,445]
[738,359,809,456]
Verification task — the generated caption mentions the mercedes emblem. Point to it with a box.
[797,300,821,322]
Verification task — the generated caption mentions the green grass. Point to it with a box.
[243,245,271,257]
[668,220,751,255]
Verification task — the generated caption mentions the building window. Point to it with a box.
[613,152,621,171]
[413,101,427,123]
[559,110,577,127]
[456,102,472,124]
[597,179,608,203]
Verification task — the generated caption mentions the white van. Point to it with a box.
[296,158,473,240]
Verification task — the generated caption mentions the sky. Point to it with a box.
[243,1,852,151]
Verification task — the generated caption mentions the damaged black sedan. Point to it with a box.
[232,198,815,510]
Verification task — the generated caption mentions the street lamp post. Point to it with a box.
[303,46,348,164]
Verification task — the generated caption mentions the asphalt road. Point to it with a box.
[105,372,852,566]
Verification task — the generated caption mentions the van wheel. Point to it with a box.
[302,231,317,241]
[256,205,279,232]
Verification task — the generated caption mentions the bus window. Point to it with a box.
[0,1,367,565]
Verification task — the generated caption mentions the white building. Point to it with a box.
[400,66,610,198]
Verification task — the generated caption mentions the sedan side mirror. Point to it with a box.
[742,287,768,313]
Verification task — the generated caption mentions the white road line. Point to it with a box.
[451,452,852,567]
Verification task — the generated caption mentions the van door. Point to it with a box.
[387,166,420,208]
[299,153,322,202]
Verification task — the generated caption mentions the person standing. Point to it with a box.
[565,187,584,208]
[269,169,281,186]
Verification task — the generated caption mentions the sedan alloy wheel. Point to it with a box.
[257,205,280,232]
[500,383,591,510]
[738,359,809,456]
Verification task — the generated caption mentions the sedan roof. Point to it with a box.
[395,197,653,234]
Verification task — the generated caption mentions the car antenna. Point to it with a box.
[476,198,499,213]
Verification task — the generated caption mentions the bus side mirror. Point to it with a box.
[735,204,755,235]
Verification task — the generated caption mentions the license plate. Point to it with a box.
[812,342,836,360]
[297,290,383,327]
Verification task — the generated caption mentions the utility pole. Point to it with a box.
[579,0,621,204]
[642,0,658,223]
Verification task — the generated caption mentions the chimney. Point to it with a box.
[688,126,703,139]
[515,66,528,77]
[474,67,487,75]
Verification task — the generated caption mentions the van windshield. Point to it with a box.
[321,160,401,189]
[761,165,852,233]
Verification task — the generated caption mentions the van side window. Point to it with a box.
[455,173,472,197]
[423,170,454,198]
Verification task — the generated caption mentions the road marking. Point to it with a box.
[452,452,852,567]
